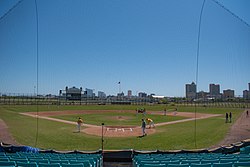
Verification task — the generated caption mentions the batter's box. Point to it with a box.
[123,128,133,132]
[107,128,133,132]
[107,128,117,132]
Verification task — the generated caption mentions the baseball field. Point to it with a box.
[0,104,247,151]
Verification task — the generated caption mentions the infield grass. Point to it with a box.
[52,112,185,126]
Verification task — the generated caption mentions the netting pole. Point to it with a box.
[195,0,206,148]
[34,0,39,147]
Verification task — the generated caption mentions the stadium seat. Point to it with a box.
[38,163,61,167]
[167,163,189,167]
[49,159,69,164]
[212,162,233,167]
[200,159,219,164]
[238,158,250,162]
[29,159,49,164]
[0,158,9,162]
[234,161,250,167]
[190,163,212,167]
[69,159,92,166]
[181,159,200,165]
[61,163,84,167]
[136,160,160,167]
[0,161,16,166]
[143,163,166,167]
[240,146,250,154]
[219,158,237,163]
[15,161,37,167]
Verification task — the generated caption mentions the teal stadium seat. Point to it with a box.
[137,160,160,167]
[238,158,250,162]
[15,161,37,167]
[200,159,219,164]
[49,159,69,164]
[0,157,9,162]
[234,161,250,167]
[190,163,212,167]
[61,163,84,167]
[38,163,61,167]
[240,146,250,154]
[0,161,16,166]
[181,159,200,165]
[143,163,166,167]
[168,163,189,167]
[69,159,92,166]
[212,162,233,167]
[219,158,237,163]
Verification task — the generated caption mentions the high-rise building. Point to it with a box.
[185,82,196,100]
[223,89,234,99]
[98,91,106,98]
[127,90,132,97]
[85,88,94,97]
[243,90,249,100]
[249,83,250,91]
[138,92,147,98]
[209,83,221,99]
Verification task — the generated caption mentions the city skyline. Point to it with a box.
[0,0,249,97]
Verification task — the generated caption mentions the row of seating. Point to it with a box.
[0,152,102,167]
[240,145,250,154]
[133,153,250,167]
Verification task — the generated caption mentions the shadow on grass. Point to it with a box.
[137,134,147,138]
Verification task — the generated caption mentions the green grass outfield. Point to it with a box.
[0,105,244,151]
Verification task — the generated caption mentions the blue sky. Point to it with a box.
[0,0,249,97]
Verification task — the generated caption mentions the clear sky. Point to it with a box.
[0,0,249,97]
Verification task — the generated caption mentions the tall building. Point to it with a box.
[98,91,106,98]
[243,90,249,100]
[185,82,196,100]
[209,83,221,99]
[127,90,132,97]
[138,92,147,98]
[197,91,209,100]
[85,88,94,97]
[243,83,250,100]
[223,89,234,99]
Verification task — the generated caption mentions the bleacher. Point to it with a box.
[133,146,250,167]
[0,152,102,167]
[1,143,250,167]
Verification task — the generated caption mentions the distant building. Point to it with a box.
[209,84,221,99]
[138,92,147,98]
[186,82,196,100]
[127,90,132,97]
[117,92,124,97]
[243,90,249,100]
[197,91,209,100]
[223,89,234,99]
[249,83,250,91]
[98,91,106,98]
[64,86,82,100]
[85,88,95,97]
